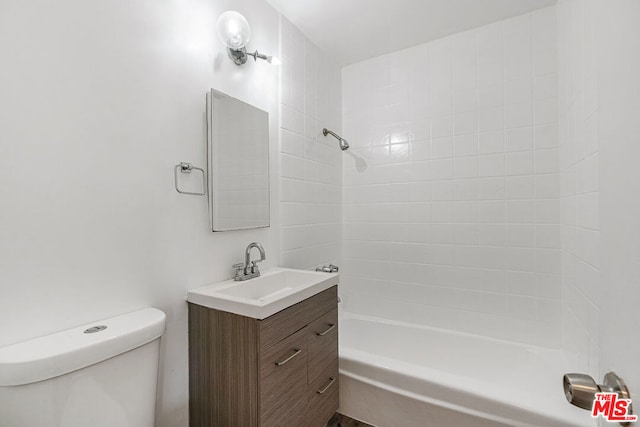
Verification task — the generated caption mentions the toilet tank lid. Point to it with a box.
[0,307,166,386]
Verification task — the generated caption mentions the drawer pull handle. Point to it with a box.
[275,348,302,366]
[316,377,336,394]
[316,324,336,336]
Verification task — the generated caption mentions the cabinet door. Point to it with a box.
[307,359,339,427]
[259,327,308,427]
[307,308,339,427]
[307,308,338,384]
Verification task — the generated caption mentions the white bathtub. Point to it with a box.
[338,314,593,427]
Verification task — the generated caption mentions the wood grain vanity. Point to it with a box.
[188,286,339,427]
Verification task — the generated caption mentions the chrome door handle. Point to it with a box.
[275,348,302,366]
[316,377,336,394]
[316,324,336,336]
[563,371,632,411]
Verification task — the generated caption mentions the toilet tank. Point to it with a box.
[0,308,166,427]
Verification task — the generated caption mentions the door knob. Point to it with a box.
[563,371,634,426]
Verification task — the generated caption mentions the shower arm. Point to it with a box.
[322,128,341,140]
[322,127,350,150]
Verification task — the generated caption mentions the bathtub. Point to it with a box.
[338,314,593,427]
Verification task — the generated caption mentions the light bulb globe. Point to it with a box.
[216,11,251,49]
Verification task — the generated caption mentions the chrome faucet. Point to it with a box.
[233,242,266,281]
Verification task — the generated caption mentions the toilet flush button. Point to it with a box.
[83,325,107,334]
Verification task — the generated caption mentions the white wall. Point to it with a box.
[279,17,342,270]
[0,1,282,425]
[596,0,640,405]
[340,7,561,347]
[557,0,600,378]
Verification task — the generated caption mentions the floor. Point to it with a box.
[327,413,375,427]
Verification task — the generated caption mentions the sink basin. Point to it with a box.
[187,268,339,319]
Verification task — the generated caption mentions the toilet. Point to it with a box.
[0,308,165,427]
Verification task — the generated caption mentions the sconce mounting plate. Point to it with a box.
[228,47,248,65]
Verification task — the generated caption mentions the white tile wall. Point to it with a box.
[341,8,560,347]
[557,0,600,378]
[279,17,342,269]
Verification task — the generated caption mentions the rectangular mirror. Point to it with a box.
[206,89,270,231]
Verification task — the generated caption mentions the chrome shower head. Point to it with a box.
[322,128,350,151]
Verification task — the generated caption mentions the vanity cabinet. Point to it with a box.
[188,286,339,427]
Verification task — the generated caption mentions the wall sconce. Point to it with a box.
[216,11,279,65]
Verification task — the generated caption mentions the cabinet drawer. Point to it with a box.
[259,327,308,427]
[307,359,339,427]
[259,286,337,350]
[307,308,338,383]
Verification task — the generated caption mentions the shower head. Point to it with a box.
[322,128,349,151]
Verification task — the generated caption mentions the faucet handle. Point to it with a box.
[232,263,245,280]
[316,264,339,273]
[250,260,261,274]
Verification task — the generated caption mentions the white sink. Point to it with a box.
[187,268,339,319]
